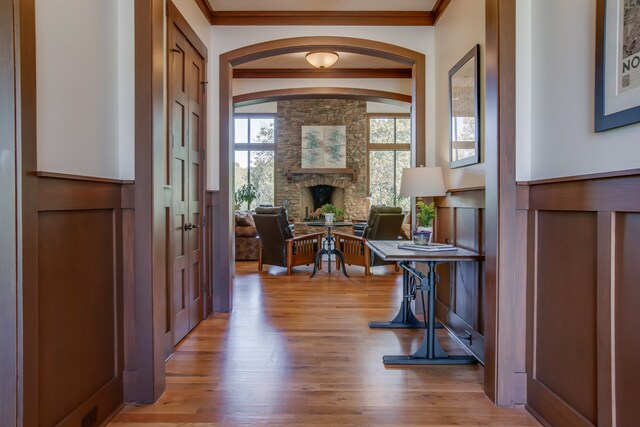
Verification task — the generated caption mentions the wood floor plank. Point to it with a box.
[109,262,537,426]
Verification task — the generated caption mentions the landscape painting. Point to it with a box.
[301,125,346,168]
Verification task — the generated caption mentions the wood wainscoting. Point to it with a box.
[205,190,220,317]
[433,188,487,363]
[28,173,133,427]
[520,170,640,427]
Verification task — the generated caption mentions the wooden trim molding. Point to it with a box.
[0,0,20,423]
[133,0,166,403]
[194,0,215,24]
[167,0,208,59]
[233,67,412,79]
[193,1,452,26]
[36,171,134,185]
[432,0,453,24]
[233,87,412,108]
[518,167,640,186]
[484,0,519,406]
[211,10,433,26]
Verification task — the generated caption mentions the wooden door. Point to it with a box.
[169,24,205,345]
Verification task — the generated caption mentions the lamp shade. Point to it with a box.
[305,51,339,68]
[399,166,446,197]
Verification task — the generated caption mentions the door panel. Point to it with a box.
[187,46,204,330]
[169,23,205,345]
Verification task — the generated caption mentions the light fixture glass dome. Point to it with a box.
[305,51,340,68]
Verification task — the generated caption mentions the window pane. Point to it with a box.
[396,118,411,144]
[234,150,249,209]
[369,151,396,207]
[234,118,248,144]
[249,150,274,209]
[395,151,411,211]
[369,118,395,144]
[250,118,274,144]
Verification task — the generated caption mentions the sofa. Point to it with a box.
[235,211,259,260]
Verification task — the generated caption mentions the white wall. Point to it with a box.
[210,26,436,190]
[36,0,132,179]
[118,0,135,180]
[434,0,486,190]
[517,0,640,181]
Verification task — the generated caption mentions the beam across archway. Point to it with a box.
[233,87,412,108]
[216,36,425,313]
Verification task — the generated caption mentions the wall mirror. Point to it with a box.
[449,44,480,168]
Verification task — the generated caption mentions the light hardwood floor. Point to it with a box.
[110,261,538,426]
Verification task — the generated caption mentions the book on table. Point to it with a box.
[397,243,457,252]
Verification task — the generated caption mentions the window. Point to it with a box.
[368,115,411,211]
[234,115,275,210]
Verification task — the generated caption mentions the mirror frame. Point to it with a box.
[449,44,480,168]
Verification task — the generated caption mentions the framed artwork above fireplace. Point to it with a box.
[301,125,347,168]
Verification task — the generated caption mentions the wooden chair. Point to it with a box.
[253,207,324,274]
[334,206,407,275]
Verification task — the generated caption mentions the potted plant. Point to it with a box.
[235,183,259,210]
[320,204,345,221]
[414,200,436,244]
[416,201,435,228]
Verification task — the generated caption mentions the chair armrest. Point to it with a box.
[286,231,325,243]
[333,231,364,242]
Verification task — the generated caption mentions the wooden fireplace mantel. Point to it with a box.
[285,168,359,183]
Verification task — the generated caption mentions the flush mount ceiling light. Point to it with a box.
[305,51,340,68]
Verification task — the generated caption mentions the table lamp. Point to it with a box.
[399,166,446,243]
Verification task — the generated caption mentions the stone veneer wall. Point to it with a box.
[275,99,368,220]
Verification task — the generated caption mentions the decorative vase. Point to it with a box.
[324,213,334,224]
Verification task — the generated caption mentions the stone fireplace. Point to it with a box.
[274,99,368,220]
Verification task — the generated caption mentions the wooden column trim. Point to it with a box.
[131,0,166,403]
[485,0,519,406]
[19,0,39,424]
[0,0,20,424]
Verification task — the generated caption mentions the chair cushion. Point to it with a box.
[235,211,255,227]
[236,225,257,237]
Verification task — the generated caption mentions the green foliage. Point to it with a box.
[416,201,436,227]
[320,204,345,219]
[235,183,259,209]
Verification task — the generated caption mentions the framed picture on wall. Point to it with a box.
[449,45,480,168]
[595,0,640,132]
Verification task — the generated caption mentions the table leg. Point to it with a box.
[369,265,425,329]
[383,261,477,365]
[327,232,332,273]
[331,248,350,278]
[310,247,328,278]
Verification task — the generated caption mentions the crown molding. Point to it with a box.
[192,1,448,26]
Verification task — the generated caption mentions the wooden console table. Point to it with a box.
[366,240,484,365]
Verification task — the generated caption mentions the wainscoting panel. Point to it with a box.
[532,211,598,425]
[30,175,128,427]
[434,188,485,363]
[523,171,640,427]
[614,212,640,427]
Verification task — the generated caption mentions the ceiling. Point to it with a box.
[207,0,437,12]
[236,52,411,70]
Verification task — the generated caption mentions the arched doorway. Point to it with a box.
[216,36,426,314]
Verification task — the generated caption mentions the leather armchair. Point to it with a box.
[334,206,407,275]
[253,207,324,275]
